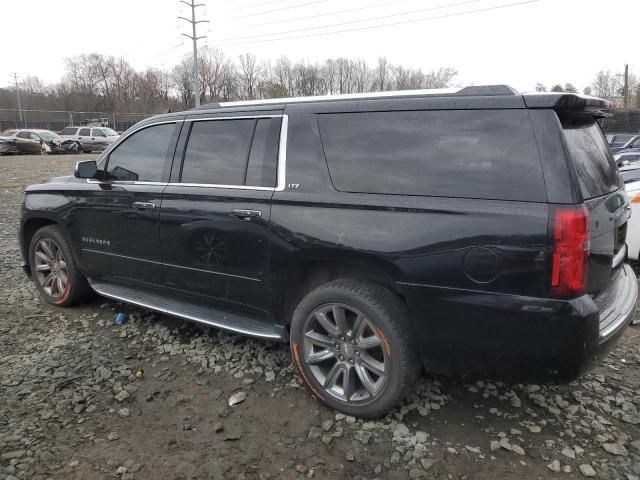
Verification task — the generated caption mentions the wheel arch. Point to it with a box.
[278,252,407,326]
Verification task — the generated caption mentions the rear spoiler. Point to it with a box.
[523,93,613,119]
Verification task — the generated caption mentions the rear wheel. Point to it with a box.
[29,225,90,306]
[290,279,419,417]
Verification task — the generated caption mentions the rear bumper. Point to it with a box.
[401,263,638,381]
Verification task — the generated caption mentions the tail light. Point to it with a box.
[551,205,590,297]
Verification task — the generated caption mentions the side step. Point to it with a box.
[89,280,286,341]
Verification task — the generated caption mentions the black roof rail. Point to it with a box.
[457,85,518,96]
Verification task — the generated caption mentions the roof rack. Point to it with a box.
[196,84,518,110]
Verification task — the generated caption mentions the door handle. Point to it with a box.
[132,201,156,210]
[231,209,262,220]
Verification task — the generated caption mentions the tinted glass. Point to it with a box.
[105,123,175,182]
[621,169,640,184]
[318,110,546,201]
[93,129,106,137]
[563,120,621,198]
[181,119,255,185]
[61,127,77,135]
[245,118,281,187]
[17,132,30,139]
[79,128,91,136]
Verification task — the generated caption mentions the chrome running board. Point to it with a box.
[89,280,286,341]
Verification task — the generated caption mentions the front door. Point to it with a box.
[159,114,284,314]
[69,120,182,286]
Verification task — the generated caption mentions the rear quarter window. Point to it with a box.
[562,119,621,199]
[317,110,546,202]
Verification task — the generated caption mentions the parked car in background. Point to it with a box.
[20,86,636,417]
[0,129,79,155]
[621,165,640,261]
[613,149,640,167]
[60,126,119,153]
[607,133,636,149]
[611,134,640,154]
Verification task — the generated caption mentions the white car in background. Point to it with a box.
[621,165,640,260]
[60,126,119,153]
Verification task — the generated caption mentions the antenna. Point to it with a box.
[178,0,209,108]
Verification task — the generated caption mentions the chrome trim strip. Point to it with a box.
[163,262,261,282]
[83,248,164,265]
[612,244,627,269]
[88,280,282,340]
[83,249,262,282]
[167,183,274,191]
[89,114,288,191]
[217,88,461,108]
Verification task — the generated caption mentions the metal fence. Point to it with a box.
[0,109,156,134]
[601,111,640,134]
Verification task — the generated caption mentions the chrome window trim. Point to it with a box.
[88,115,288,191]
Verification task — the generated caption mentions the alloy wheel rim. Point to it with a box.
[34,238,68,299]
[302,303,388,403]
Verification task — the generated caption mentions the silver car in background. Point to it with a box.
[60,126,120,153]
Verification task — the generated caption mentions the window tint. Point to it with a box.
[17,131,30,139]
[318,110,546,201]
[79,128,91,136]
[562,120,621,199]
[61,127,77,135]
[93,129,106,137]
[105,123,175,182]
[245,118,281,187]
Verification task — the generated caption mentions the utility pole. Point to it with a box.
[178,0,208,108]
[623,64,629,110]
[11,73,24,127]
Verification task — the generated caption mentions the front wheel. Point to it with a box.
[29,225,90,306]
[290,279,420,418]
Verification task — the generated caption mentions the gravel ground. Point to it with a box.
[1,154,640,480]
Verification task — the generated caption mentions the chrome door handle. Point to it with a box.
[231,209,262,220]
[132,201,156,210]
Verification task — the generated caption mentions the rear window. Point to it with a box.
[318,110,546,201]
[562,120,621,199]
[621,169,640,184]
[61,127,77,135]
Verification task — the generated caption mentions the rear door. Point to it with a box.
[561,117,627,294]
[159,113,284,314]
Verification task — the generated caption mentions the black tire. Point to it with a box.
[29,225,90,307]
[290,279,420,418]
[75,142,83,153]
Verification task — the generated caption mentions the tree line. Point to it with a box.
[0,49,457,114]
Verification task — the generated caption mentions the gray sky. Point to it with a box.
[1,0,638,93]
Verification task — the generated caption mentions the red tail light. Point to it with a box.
[551,206,590,297]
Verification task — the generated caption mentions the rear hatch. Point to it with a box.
[561,116,628,295]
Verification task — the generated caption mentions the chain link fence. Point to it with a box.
[0,109,156,134]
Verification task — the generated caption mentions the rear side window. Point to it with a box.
[562,120,621,199]
[181,117,281,187]
[79,128,91,136]
[61,127,77,135]
[105,123,175,182]
[318,110,546,201]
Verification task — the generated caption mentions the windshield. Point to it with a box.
[102,128,118,136]
[35,131,60,141]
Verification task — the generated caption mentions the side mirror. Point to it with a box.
[75,160,98,179]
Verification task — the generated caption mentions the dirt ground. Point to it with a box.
[1,154,639,480]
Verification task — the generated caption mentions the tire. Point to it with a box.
[290,279,420,418]
[29,225,90,306]
[75,142,83,153]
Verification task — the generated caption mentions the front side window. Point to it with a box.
[105,123,175,182]
[181,117,281,187]
[93,129,106,137]
[17,131,30,139]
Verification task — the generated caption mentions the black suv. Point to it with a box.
[20,85,638,417]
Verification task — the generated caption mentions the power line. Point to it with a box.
[232,0,289,11]
[220,0,483,42]
[217,0,540,46]
[229,0,326,19]
[178,0,209,107]
[240,0,418,28]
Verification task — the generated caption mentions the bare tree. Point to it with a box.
[591,70,621,98]
[238,53,263,100]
